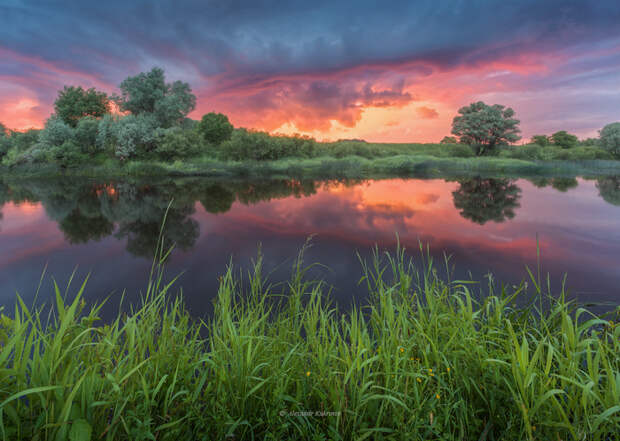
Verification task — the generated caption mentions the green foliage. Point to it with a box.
[440,136,458,144]
[0,126,9,158]
[153,127,202,161]
[9,129,41,153]
[452,178,521,224]
[0,245,618,440]
[321,140,382,158]
[38,116,74,148]
[53,85,110,127]
[46,140,88,168]
[500,144,544,160]
[95,114,116,152]
[451,101,521,156]
[111,114,158,160]
[73,116,100,153]
[499,144,611,161]
[197,112,233,144]
[599,122,620,157]
[550,131,578,149]
[530,135,550,146]
[578,137,599,147]
[446,143,475,157]
[115,67,196,128]
[221,129,316,160]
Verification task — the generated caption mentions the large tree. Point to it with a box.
[54,86,110,127]
[599,122,620,157]
[451,101,521,156]
[115,67,196,128]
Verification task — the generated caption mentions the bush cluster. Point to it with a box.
[220,129,316,161]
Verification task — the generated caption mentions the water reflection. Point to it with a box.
[596,177,620,206]
[0,178,360,257]
[1,175,619,314]
[451,178,521,225]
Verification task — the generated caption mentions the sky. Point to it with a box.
[1,0,620,142]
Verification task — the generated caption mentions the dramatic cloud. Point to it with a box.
[1,0,619,139]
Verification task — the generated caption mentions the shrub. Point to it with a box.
[326,141,380,159]
[500,144,543,160]
[73,116,100,154]
[96,114,116,152]
[198,112,234,144]
[38,116,74,148]
[550,131,578,149]
[530,135,550,146]
[111,114,158,160]
[563,146,611,160]
[153,127,202,161]
[221,129,315,161]
[446,143,474,157]
[440,136,458,144]
[599,122,620,157]
[0,135,10,159]
[46,140,87,168]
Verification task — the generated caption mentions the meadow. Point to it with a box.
[1,242,618,440]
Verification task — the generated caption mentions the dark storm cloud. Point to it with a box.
[2,0,620,84]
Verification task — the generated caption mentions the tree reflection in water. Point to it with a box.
[1,175,619,256]
[596,177,620,206]
[0,178,346,258]
[452,178,522,225]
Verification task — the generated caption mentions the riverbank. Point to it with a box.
[4,155,620,180]
[1,247,618,440]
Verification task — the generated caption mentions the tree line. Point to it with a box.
[441,102,620,157]
[1,68,620,167]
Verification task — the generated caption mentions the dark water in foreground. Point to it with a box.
[1,176,619,318]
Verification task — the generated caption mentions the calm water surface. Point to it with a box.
[1,176,619,317]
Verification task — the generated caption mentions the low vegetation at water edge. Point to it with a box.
[0,245,618,440]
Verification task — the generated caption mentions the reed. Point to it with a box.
[0,243,618,440]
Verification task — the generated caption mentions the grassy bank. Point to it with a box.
[1,245,618,440]
[4,154,620,180]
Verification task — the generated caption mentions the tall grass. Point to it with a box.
[0,243,618,440]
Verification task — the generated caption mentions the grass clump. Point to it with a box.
[0,244,618,440]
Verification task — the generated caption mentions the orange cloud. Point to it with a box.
[416,106,439,119]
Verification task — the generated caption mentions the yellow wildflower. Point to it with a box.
[306,371,311,377]
[416,377,422,383]
[400,347,404,353]
[435,393,440,399]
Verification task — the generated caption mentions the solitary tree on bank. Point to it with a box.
[451,101,521,156]
[599,122,620,157]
